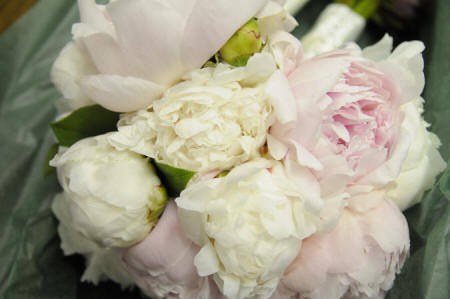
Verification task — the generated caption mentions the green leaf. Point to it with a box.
[50,105,119,147]
[43,143,58,177]
[151,160,196,197]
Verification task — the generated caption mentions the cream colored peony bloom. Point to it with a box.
[52,192,134,287]
[50,134,167,248]
[108,54,276,173]
[175,159,343,299]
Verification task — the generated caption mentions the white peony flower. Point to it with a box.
[108,54,276,173]
[175,159,341,299]
[387,98,447,210]
[52,192,134,287]
[50,134,167,248]
[61,0,270,112]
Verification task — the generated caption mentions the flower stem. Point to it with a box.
[335,0,380,19]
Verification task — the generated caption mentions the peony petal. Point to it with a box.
[347,189,386,212]
[81,248,133,287]
[268,30,303,74]
[358,127,411,186]
[365,199,409,253]
[81,32,142,77]
[284,158,322,213]
[106,0,185,85]
[380,40,425,103]
[319,173,350,198]
[387,145,446,210]
[52,193,134,287]
[123,201,218,298]
[123,202,200,281]
[79,74,164,112]
[176,209,209,247]
[78,0,115,36]
[282,236,331,294]
[175,118,212,139]
[267,134,288,160]
[194,242,221,277]
[398,100,427,171]
[279,199,409,299]
[290,140,323,171]
[243,52,278,85]
[266,70,297,123]
[180,0,268,70]
[221,274,241,299]
[257,1,298,37]
[50,41,96,110]
[288,56,350,104]
[362,34,393,62]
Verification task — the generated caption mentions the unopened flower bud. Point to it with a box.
[219,18,262,66]
[50,134,168,248]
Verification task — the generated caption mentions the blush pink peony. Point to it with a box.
[267,33,429,211]
[272,199,410,299]
[122,201,221,299]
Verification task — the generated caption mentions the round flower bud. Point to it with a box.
[50,134,167,248]
[219,18,263,66]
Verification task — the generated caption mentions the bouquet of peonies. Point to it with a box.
[47,0,446,298]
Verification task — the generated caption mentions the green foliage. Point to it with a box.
[151,160,196,198]
[50,105,119,147]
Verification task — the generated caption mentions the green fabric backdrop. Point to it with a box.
[0,0,448,298]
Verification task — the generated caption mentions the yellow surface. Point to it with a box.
[0,0,39,33]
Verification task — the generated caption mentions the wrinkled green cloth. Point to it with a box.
[0,0,448,298]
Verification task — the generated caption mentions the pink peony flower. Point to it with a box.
[122,201,221,299]
[272,199,410,299]
[267,33,427,211]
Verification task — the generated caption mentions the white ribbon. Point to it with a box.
[301,3,366,58]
